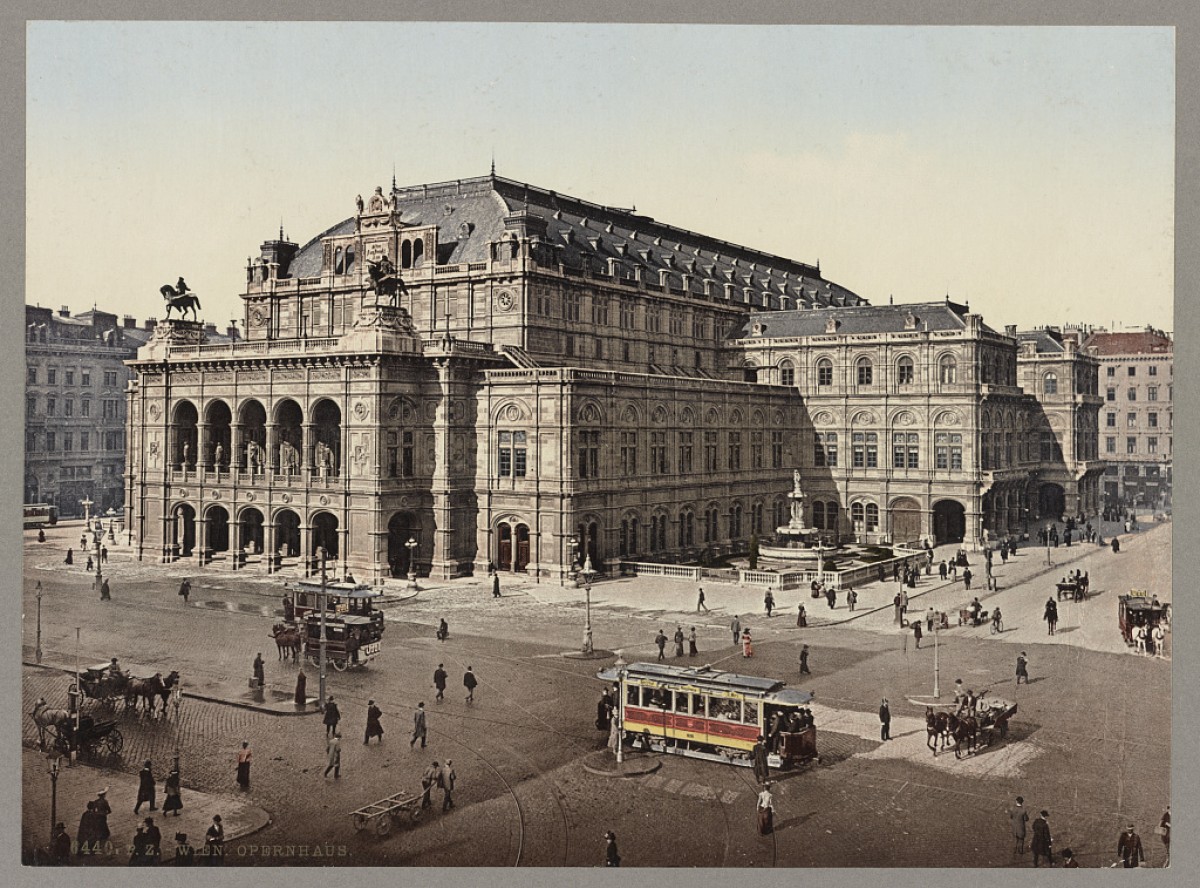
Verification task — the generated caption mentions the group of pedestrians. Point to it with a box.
[1007,795,1166,867]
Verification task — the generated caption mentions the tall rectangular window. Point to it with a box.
[704,432,718,472]
[727,432,741,471]
[935,433,963,470]
[81,399,90,417]
[63,433,73,452]
[651,432,667,474]
[814,433,826,468]
[1127,412,1137,428]
[1148,386,1158,402]
[1106,388,1116,402]
[48,369,56,385]
[387,447,398,477]
[46,432,56,451]
[1106,412,1116,428]
[1126,436,1137,454]
[771,431,783,468]
[621,431,639,476]
[499,431,513,477]
[1127,388,1137,401]
[564,293,580,322]
[66,370,74,385]
[592,297,609,326]
[26,397,35,417]
[679,432,693,473]
[1149,365,1158,376]
[81,371,91,387]
[1148,412,1158,428]
[47,398,56,416]
[65,400,73,417]
[1147,436,1158,454]
[80,432,89,451]
[27,367,36,384]
[402,431,414,476]
[513,432,527,477]
[1106,436,1116,453]
[751,431,763,469]
[893,433,918,469]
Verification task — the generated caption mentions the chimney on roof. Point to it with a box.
[123,315,136,329]
[227,322,240,340]
[59,306,70,317]
[825,317,840,334]
[1005,324,1017,337]
[204,323,218,336]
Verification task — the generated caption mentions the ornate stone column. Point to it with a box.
[230,513,243,570]
[301,423,315,476]
[265,422,278,474]
[230,421,243,469]
[264,520,278,574]
[196,421,210,471]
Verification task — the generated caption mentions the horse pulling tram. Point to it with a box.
[303,614,383,671]
[596,662,818,771]
[280,580,386,669]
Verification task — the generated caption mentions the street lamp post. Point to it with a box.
[1045,524,1052,567]
[581,556,595,656]
[613,652,628,763]
[35,582,43,663]
[92,529,104,597]
[405,537,419,590]
[566,535,579,587]
[49,756,60,846]
[933,620,941,699]
[317,547,329,708]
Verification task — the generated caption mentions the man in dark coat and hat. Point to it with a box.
[253,653,265,688]
[323,696,341,737]
[76,802,98,857]
[135,760,156,813]
[365,700,384,745]
[50,822,71,864]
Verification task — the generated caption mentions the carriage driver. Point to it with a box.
[108,658,124,677]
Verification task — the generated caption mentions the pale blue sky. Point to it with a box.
[27,22,1174,331]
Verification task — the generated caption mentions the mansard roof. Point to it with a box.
[286,174,866,308]
[1016,328,1066,354]
[728,299,993,340]
[1082,330,1173,357]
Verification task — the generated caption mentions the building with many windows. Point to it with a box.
[1082,327,1173,509]
[121,172,1103,584]
[25,306,238,517]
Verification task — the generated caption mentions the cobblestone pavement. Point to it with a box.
[21,517,1170,866]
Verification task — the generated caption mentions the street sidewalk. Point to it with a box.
[21,746,270,864]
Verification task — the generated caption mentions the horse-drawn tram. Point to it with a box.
[596,662,818,770]
[303,613,383,671]
[1118,590,1170,645]
[288,579,385,629]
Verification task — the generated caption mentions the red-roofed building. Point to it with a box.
[1081,327,1173,510]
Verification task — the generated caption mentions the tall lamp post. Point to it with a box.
[613,652,628,763]
[566,535,579,588]
[581,556,596,655]
[1045,524,1052,567]
[404,537,419,590]
[316,547,329,708]
[92,527,104,597]
[48,756,60,845]
[933,619,941,699]
[35,582,43,663]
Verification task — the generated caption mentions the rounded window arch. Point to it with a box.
[855,356,873,386]
[778,359,795,387]
[896,355,915,386]
[939,353,958,385]
[1043,372,1058,395]
[816,357,834,387]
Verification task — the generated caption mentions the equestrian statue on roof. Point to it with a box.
[159,276,202,322]
[366,254,407,307]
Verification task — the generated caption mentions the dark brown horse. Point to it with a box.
[125,671,180,717]
[271,623,302,662]
[925,707,951,756]
[947,713,979,759]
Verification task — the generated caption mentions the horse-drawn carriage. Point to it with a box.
[1118,591,1170,646]
[78,663,181,716]
[1056,572,1090,602]
[926,696,1017,758]
[49,716,124,758]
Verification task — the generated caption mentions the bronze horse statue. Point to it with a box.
[160,278,202,321]
[271,623,303,662]
[366,257,406,306]
[124,670,180,717]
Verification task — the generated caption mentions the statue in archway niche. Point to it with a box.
[214,444,224,468]
[315,441,335,476]
[246,440,263,475]
[181,442,191,468]
[279,441,298,475]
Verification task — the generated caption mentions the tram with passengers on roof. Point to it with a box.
[596,662,818,770]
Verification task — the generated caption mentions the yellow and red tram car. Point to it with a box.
[597,662,817,769]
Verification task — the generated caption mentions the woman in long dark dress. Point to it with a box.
[162,767,183,816]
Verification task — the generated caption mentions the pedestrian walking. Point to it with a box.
[365,699,384,745]
[826,586,837,609]
[655,629,667,661]
[464,666,478,703]
[49,821,71,864]
[847,588,857,612]
[751,735,769,784]
[938,560,947,580]
[926,607,935,633]
[86,554,95,572]
[420,761,439,809]
[1111,536,1120,553]
[135,760,156,813]
[100,578,111,600]
[1158,806,1170,866]
[163,766,183,816]
[324,731,342,778]
[129,825,149,866]
[204,815,224,866]
[913,620,923,649]
[893,593,902,625]
[756,783,775,835]
[963,567,972,591]
[37,528,46,543]
[65,548,73,565]
[236,741,252,789]
[93,789,111,843]
[697,587,709,613]
[797,604,807,627]
[730,615,742,646]
[492,574,501,598]
[605,830,622,867]
[688,627,698,657]
[1044,598,1058,636]
[799,644,810,674]
[1031,810,1054,867]
[294,668,307,705]
[879,699,891,741]
[178,579,191,604]
[741,627,754,658]
[1016,652,1029,684]
[440,760,456,811]
[101,545,108,562]
[411,702,428,748]
[596,690,613,731]
[673,626,685,658]
[143,817,162,864]
[765,591,775,617]
[173,832,195,866]
[1009,796,1029,853]
[76,803,98,857]
[1118,822,1145,867]
[253,652,265,689]
[323,696,341,737]
[434,664,448,702]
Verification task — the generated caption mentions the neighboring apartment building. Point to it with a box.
[1081,327,1173,509]
[25,306,237,517]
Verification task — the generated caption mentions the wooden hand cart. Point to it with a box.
[349,790,424,837]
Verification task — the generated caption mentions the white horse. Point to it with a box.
[31,697,72,749]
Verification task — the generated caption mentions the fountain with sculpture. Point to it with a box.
[757,469,845,566]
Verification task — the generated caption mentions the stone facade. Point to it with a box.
[124,175,853,583]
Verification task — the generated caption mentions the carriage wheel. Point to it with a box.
[51,731,69,755]
[332,659,349,673]
[352,813,369,832]
[105,729,123,755]
[375,814,392,837]
[306,654,320,668]
[409,806,423,823]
